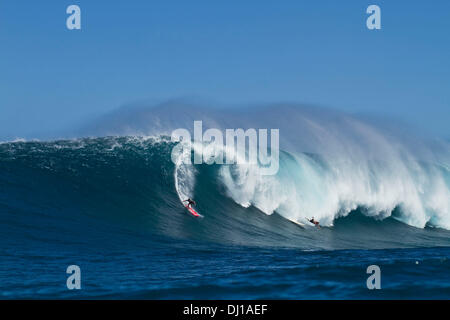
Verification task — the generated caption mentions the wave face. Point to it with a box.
[1,134,449,251]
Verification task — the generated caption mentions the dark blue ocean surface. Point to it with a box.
[0,138,449,299]
[1,241,449,299]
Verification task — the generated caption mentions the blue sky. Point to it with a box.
[0,0,449,139]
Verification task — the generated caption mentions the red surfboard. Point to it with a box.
[185,205,201,217]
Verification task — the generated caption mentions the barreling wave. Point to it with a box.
[172,141,450,231]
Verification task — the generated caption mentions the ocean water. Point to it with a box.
[0,135,449,299]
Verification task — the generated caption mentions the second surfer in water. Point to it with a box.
[183,198,196,208]
[308,217,320,228]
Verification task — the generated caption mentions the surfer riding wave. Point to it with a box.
[307,217,320,228]
[183,198,196,208]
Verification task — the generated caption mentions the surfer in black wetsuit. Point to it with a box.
[183,198,196,208]
[308,217,320,228]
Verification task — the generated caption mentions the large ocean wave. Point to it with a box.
[1,131,449,250]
